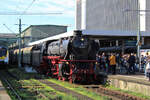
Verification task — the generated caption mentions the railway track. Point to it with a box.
[82,85,146,100]
[1,69,95,100]
[0,69,50,100]
[39,79,93,100]
[0,70,22,100]
[1,68,149,100]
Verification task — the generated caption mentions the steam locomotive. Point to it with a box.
[10,30,106,83]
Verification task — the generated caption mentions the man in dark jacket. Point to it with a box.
[128,53,136,74]
[101,53,106,72]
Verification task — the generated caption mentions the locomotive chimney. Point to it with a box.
[74,30,82,36]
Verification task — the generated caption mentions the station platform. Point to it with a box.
[108,73,150,97]
[108,73,150,85]
[0,81,11,100]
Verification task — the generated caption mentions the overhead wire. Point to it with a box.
[0,0,62,34]
[17,0,36,18]
[3,24,15,34]
[0,12,62,15]
[15,0,21,12]
[21,0,36,15]
[0,0,62,16]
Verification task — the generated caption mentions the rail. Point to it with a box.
[0,71,22,100]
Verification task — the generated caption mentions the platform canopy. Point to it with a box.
[28,30,150,46]
[0,33,17,47]
[82,30,150,37]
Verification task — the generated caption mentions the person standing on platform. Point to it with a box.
[145,53,150,81]
[105,53,109,74]
[128,53,136,74]
[101,52,106,72]
[120,55,128,74]
[141,55,146,72]
[109,53,116,75]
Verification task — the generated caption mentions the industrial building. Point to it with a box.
[21,25,67,47]
[76,0,150,53]
[76,0,147,31]
[10,25,67,48]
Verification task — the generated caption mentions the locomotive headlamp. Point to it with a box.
[66,62,69,64]
[81,38,84,41]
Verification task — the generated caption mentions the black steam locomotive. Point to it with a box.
[45,31,98,60]
[10,30,106,83]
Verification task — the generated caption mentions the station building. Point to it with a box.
[76,0,150,53]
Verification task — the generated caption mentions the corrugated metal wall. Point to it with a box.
[76,0,148,31]
[146,0,150,31]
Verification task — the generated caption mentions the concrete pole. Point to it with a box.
[75,0,77,30]
[137,0,141,69]
[116,40,119,46]
[18,19,21,68]
[137,0,146,69]
[81,0,86,30]
[122,40,125,55]
[142,37,144,45]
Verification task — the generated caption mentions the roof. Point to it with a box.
[82,30,150,37]
[22,25,67,33]
[28,31,74,46]
[0,33,17,47]
[0,33,17,38]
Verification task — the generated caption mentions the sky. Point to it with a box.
[0,0,75,34]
